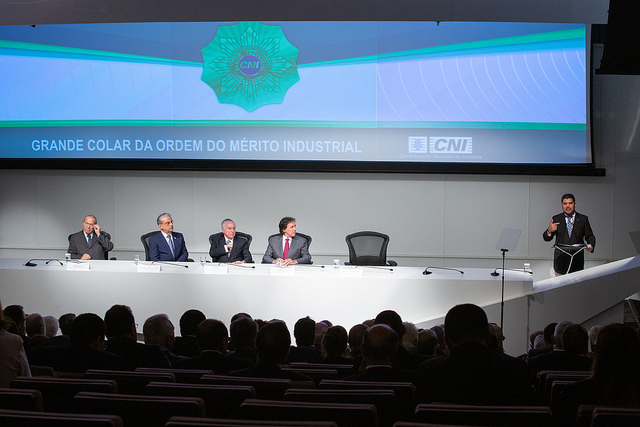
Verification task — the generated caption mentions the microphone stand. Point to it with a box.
[150,261,189,268]
[498,248,508,330]
[423,266,464,275]
[24,258,64,267]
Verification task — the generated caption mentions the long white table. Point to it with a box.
[0,258,532,340]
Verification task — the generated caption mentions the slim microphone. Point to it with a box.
[490,267,533,276]
[293,264,325,268]
[151,261,189,268]
[226,263,256,269]
[354,265,393,271]
[423,266,464,275]
[24,259,64,267]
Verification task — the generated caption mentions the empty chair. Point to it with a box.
[208,231,253,262]
[145,381,255,418]
[319,380,415,420]
[200,374,300,400]
[84,369,175,394]
[285,388,397,427]
[239,398,377,427]
[0,387,44,411]
[140,231,158,261]
[72,391,205,426]
[345,231,397,266]
[0,409,123,427]
[10,376,117,412]
[135,367,212,383]
[166,416,337,426]
[413,403,553,427]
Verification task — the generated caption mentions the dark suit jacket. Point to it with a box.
[543,212,595,274]
[68,230,114,260]
[209,234,253,263]
[148,231,188,262]
[104,336,171,370]
[262,234,311,264]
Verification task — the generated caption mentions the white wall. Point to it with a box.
[2,73,640,282]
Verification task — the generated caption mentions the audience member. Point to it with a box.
[38,313,74,348]
[417,328,439,360]
[314,321,329,350]
[528,323,591,381]
[30,313,122,372]
[527,322,557,359]
[44,315,59,338]
[3,304,27,341]
[374,310,421,370]
[288,316,321,362]
[345,324,418,384]
[0,299,31,387]
[174,319,243,373]
[59,313,76,335]
[173,309,206,357]
[25,312,48,350]
[402,321,419,354]
[418,303,534,405]
[231,320,312,381]
[430,324,446,356]
[488,322,505,354]
[143,314,184,366]
[588,324,602,354]
[227,316,258,365]
[104,304,170,370]
[553,323,640,426]
[315,325,354,366]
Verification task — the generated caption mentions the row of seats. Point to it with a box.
[141,231,397,266]
[2,368,639,426]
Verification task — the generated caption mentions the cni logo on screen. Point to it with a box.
[408,136,473,154]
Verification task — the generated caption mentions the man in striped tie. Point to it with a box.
[543,193,595,275]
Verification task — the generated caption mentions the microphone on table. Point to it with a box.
[423,266,464,275]
[490,267,533,276]
[226,263,256,269]
[24,259,64,267]
[151,261,189,268]
[358,265,393,271]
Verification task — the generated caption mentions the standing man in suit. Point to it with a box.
[209,218,253,263]
[149,213,189,262]
[68,215,114,260]
[543,193,595,275]
[262,216,311,265]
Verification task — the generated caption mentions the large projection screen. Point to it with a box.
[0,21,595,174]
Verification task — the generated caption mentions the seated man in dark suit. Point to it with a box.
[209,218,253,263]
[29,313,122,372]
[417,303,534,405]
[143,314,185,367]
[344,324,418,384]
[104,304,170,370]
[262,217,311,265]
[148,212,189,262]
[173,309,205,358]
[68,215,114,260]
[288,316,321,362]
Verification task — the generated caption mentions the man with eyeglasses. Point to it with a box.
[68,215,114,260]
[149,212,189,262]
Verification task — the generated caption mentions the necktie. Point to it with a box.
[567,216,573,238]
[87,234,92,246]
[284,238,290,259]
[167,234,175,258]
[226,239,232,258]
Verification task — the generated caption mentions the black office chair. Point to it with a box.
[208,232,253,262]
[345,231,397,266]
[140,231,158,262]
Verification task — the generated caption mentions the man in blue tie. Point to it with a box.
[543,193,595,275]
[148,213,189,262]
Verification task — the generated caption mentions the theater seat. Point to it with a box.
[0,387,44,411]
[0,409,123,427]
[413,403,553,426]
[84,369,175,394]
[166,416,337,426]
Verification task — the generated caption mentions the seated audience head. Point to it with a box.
[361,324,398,366]
[3,304,26,336]
[26,313,46,337]
[591,323,640,406]
[374,310,405,339]
[488,322,505,353]
[562,323,589,356]
[293,316,315,347]
[322,325,348,358]
[71,313,107,350]
[143,314,175,350]
[230,312,252,323]
[104,304,136,340]
[230,316,258,351]
[529,330,543,350]
[315,321,328,348]
[256,319,291,365]
[179,309,206,337]
[533,334,546,349]
[444,303,489,348]
[0,299,10,330]
[418,328,439,358]
[196,319,228,353]
[348,323,367,355]
[44,315,59,337]
[553,321,573,349]
[542,322,558,348]
[59,313,76,335]
[430,324,446,351]
[402,321,419,354]
[588,325,603,353]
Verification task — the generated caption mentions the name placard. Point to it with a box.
[270,265,295,275]
[204,264,229,274]
[137,263,161,272]
[339,266,364,277]
[66,262,90,271]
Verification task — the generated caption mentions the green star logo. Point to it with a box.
[201,22,300,112]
